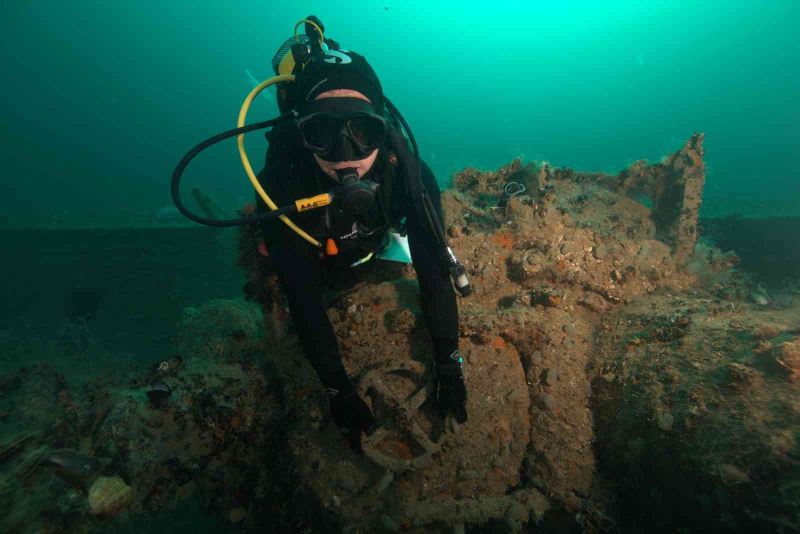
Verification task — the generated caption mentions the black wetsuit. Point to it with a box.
[255,125,459,396]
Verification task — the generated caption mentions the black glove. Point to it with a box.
[328,389,375,454]
[434,360,468,424]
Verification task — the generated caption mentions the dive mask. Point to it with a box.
[297,111,386,161]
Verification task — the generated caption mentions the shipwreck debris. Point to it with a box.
[605,132,706,263]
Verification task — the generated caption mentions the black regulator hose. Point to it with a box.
[171,113,294,227]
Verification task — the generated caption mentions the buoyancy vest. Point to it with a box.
[314,152,407,268]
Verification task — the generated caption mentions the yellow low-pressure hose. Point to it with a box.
[236,19,327,248]
[295,19,324,44]
[236,74,322,248]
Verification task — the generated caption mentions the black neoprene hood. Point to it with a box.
[293,50,385,113]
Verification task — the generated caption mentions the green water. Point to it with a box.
[1,0,797,227]
[0,3,799,532]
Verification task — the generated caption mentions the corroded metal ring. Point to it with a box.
[357,360,451,472]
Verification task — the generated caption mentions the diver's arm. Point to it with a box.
[255,165,354,397]
[255,166,375,437]
[404,160,459,343]
[404,160,467,422]
[260,222,375,438]
[261,231,355,394]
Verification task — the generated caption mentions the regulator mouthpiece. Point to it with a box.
[336,168,359,185]
[336,168,378,216]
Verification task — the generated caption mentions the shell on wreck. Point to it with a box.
[46,449,103,485]
[154,356,183,376]
[88,476,132,516]
[146,380,171,406]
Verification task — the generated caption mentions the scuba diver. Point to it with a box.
[171,17,471,453]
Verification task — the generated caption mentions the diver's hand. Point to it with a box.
[329,390,375,454]
[434,363,468,424]
[329,390,374,430]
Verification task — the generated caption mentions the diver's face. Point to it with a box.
[310,89,379,180]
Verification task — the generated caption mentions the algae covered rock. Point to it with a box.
[592,294,800,531]
[88,476,132,516]
[173,299,263,359]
